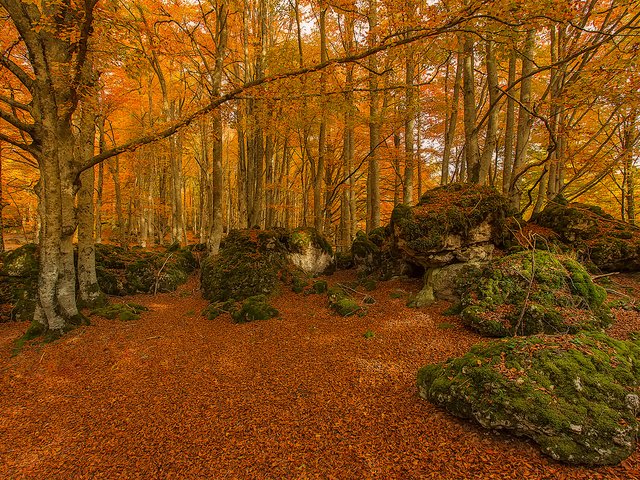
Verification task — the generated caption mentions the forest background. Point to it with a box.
[0,0,638,331]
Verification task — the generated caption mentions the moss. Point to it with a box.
[201,229,292,303]
[417,332,640,465]
[310,280,328,294]
[456,250,612,337]
[361,278,377,292]
[11,320,46,355]
[91,302,148,321]
[327,285,363,316]
[392,184,512,257]
[231,295,279,323]
[331,297,361,316]
[291,276,309,293]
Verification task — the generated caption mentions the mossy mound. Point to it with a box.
[231,295,279,323]
[0,244,39,322]
[328,286,362,316]
[417,332,640,465]
[391,183,512,268]
[91,302,148,321]
[532,198,640,272]
[201,228,332,303]
[95,244,197,295]
[456,250,611,337]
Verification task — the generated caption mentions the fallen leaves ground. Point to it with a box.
[1,271,639,479]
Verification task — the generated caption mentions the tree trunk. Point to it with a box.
[404,48,416,203]
[462,33,480,183]
[509,29,536,209]
[442,51,462,185]
[502,47,517,193]
[479,37,498,185]
[367,0,381,231]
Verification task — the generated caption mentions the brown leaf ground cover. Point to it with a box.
[1,271,639,479]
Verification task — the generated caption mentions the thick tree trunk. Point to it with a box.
[479,38,498,185]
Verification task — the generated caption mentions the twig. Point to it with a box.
[591,272,619,280]
[514,239,537,336]
[154,253,174,295]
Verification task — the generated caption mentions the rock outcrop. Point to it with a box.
[532,198,640,272]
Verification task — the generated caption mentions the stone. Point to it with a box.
[532,198,640,272]
[409,263,478,308]
[455,250,611,337]
[390,183,512,269]
[417,332,640,465]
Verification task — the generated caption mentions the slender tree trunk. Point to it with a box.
[502,47,517,193]
[509,29,536,209]
[479,37,498,185]
[367,0,381,230]
[404,48,416,203]
[442,52,462,185]
[0,143,4,253]
[462,33,480,183]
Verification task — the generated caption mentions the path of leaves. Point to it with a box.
[1,272,639,479]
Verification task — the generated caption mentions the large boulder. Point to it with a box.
[418,332,640,465]
[391,183,512,269]
[456,250,611,337]
[0,244,38,322]
[95,243,197,295]
[287,228,334,275]
[532,198,640,272]
[201,227,332,304]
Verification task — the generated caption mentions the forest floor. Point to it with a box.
[1,270,640,479]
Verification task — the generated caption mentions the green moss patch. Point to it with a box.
[456,250,611,337]
[0,244,39,322]
[328,286,362,317]
[231,295,279,323]
[417,332,640,465]
[91,302,148,321]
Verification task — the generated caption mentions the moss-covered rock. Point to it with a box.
[288,227,334,274]
[456,250,611,337]
[231,295,279,323]
[0,244,39,322]
[201,228,332,303]
[310,280,328,294]
[391,183,512,268]
[417,332,640,465]
[532,198,640,272]
[327,286,362,316]
[351,229,411,280]
[95,243,196,295]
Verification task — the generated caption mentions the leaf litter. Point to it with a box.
[0,271,639,479]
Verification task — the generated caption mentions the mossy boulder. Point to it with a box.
[532,199,640,272]
[0,244,39,322]
[417,332,640,465]
[409,263,478,308]
[351,229,412,280]
[391,183,512,268]
[456,250,611,337]
[95,243,196,295]
[201,228,331,303]
[288,227,334,274]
